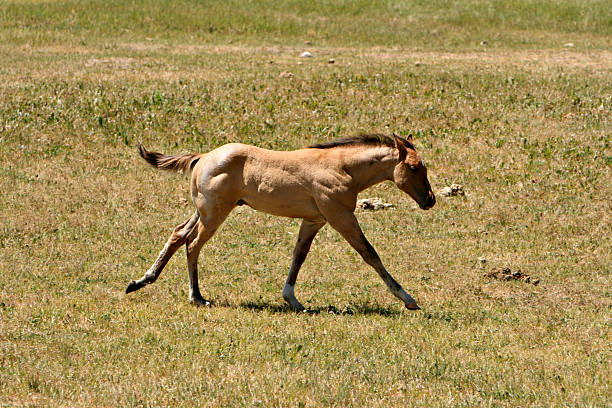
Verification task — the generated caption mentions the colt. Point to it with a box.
[126,134,435,311]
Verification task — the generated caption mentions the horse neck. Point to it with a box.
[342,146,397,192]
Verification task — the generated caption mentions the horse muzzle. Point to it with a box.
[419,192,436,210]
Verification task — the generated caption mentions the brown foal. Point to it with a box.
[126,134,435,311]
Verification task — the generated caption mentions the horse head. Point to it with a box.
[392,134,436,210]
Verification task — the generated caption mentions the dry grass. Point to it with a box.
[1,1,611,406]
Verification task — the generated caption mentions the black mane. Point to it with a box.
[308,133,414,150]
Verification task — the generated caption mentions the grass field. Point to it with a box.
[1,0,611,406]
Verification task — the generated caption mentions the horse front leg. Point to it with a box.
[321,207,420,310]
[126,212,200,294]
[282,218,326,311]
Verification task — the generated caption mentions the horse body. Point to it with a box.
[239,145,328,219]
[126,134,435,311]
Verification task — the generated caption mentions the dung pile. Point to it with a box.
[438,184,464,197]
[357,198,395,211]
[483,267,539,286]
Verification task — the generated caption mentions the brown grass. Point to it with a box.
[1,4,611,406]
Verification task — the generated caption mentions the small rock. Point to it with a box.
[480,40,488,46]
[414,61,422,67]
[477,257,487,268]
[300,51,313,58]
[279,71,294,78]
[328,58,335,64]
[438,184,464,197]
[357,198,395,211]
[564,42,575,47]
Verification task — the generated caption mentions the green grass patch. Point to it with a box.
[2,0,611,48]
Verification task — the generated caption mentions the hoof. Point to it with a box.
[125,280,145,294]
[190,298,211,307]
[284,299,306,312]
[405,301,421,310]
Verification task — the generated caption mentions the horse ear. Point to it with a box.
[406,134,414,144]
[393,134,407,161]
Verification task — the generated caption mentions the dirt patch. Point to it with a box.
[112,43,612,72]
[85,57,138,68]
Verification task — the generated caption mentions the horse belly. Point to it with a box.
[241,190,320,219]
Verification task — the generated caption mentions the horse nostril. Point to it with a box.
[427,193,436,207]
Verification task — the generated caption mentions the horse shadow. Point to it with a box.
[239,300,401,317]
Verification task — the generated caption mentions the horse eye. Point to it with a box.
[409,165,418,172]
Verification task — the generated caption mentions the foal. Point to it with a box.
[126,134,435,311]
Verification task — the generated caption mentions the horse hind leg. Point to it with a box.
[185,223,208,306]
[184,205,234,306]
[126,212,200,294]
[185,221,214,306]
